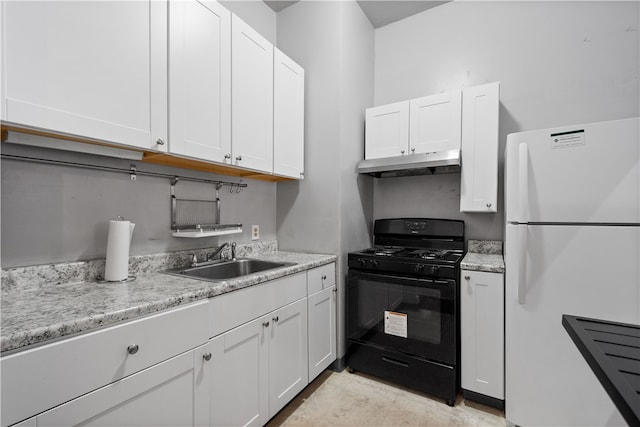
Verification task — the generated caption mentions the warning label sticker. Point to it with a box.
[384,311,407,338]
[550,129,585,149]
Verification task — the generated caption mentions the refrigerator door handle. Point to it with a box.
[517,224,528,304]
[518,143,529,223]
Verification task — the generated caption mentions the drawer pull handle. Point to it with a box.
[127,344,139,355]
[464,276,470,280]
[263,321,270,328]
[381,356,409,368]
[321,275,327,280]
[333,288,337,294]
[273,316,279,323]
[203,352,212,362]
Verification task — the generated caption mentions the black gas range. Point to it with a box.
[346,218,465,406]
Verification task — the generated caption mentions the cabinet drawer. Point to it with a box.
[209,272,306,338]
[307,263,336,295]
[1,301,208,427]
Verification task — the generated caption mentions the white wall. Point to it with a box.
[276,0,374,363]
[373,1,639,242]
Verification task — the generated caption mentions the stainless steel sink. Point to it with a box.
[163,258,295,282]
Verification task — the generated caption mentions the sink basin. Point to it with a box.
[163,258,295,282]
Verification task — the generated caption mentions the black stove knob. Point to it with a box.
[371,260,379,267]
[415,264,425,273]
[430,266,439,276]
[358,258,367,267]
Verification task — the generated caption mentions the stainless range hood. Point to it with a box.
[357,149,461,178]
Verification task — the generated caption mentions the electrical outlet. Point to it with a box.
[251,225,260,241]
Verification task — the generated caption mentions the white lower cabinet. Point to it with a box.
[210,314,268,427]
[1,301,209,427]
[307,263,337,381]
[36,344,211,427]
[210,298,308,427]
[208,263,335,427]
[460,269,504,402]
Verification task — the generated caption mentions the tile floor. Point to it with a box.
[267,370,506,427]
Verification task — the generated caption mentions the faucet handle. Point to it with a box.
[231,242,237,260]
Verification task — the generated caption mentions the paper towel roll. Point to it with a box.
[105,220,133,282]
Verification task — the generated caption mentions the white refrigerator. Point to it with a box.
[504,117,640,426]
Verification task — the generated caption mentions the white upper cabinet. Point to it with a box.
[409,91,462,154]
[231,14,274,173]
[460,82,500,212]
[364,91,461,160]
[169,0,231,163]
[273,48,305,179]
[1,0,168,151]
[365,101,409,159]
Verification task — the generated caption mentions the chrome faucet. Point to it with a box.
[231,242,237,260]
[208,243,230,261]
[190,243,230,267]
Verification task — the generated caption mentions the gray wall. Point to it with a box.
[1,1,279,268]
[1,143,277,267]
[276,0,374,361]
[373,1,640,242]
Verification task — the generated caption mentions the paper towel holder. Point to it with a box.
[170,177,243,238]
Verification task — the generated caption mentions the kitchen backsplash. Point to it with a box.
[1,240,278,293]
[467,240,503,255]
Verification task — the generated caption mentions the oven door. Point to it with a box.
[347,269,456,366]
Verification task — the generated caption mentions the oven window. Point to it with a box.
[347,270,455,365]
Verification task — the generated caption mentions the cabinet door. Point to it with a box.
[231,14,274,172]
[36,345,210,426]
[273,48,305,179]
[210,315,269,427]
[268,298,308,417]
[409,91,461,154]
[169,0,231,163]
[364,101,409,159]
[460,270,504,400]
[1,1,167,151]
[460,82,500,212]
[308,286,336,381]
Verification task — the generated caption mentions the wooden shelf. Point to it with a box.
[1,124,295,183]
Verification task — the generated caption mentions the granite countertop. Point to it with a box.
[460,240,505,274]
[1,249,336,354]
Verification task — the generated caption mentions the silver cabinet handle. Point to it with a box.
[411,147,415,153]
[401,150,405,154]
[156,138,165,146]
[333,288,338,294]
[464,275,470,280]
[127,344,139,355]
[486,203,492,208]
[203,352,212,361]
[263,321,270,327]
[236,156,242,162]
[300,172,305,178]
[224,153,231,160]
[321,275,327,280]
[273,316,279,323]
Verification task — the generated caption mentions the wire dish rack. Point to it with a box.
[171,178,243,238]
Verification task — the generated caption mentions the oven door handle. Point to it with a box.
[351,271,455,289]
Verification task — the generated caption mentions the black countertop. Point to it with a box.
[562,315,640,427]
